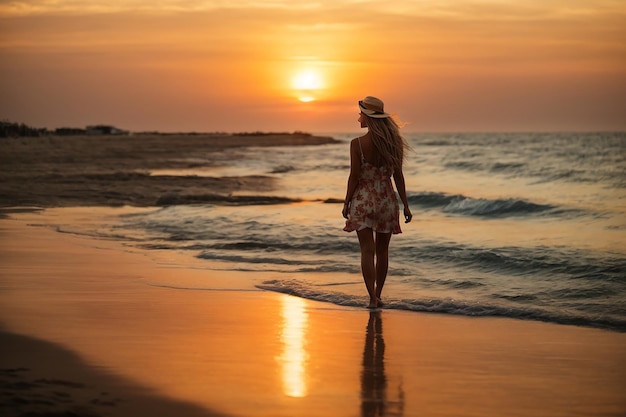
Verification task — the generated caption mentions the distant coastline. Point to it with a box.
[0,120,321,138]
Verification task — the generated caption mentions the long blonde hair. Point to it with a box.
[366,115,408,170]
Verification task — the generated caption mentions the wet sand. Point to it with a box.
[1,210,625,417]
[0,133,339,207]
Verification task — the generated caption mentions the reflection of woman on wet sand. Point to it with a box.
[361,311,388,417]
[361,312,404,417]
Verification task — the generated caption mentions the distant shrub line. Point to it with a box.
[0,120,312,138]
[0,121,48,137]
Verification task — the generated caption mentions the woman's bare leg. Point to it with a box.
[375,232,392,305]
[357,228,377,308]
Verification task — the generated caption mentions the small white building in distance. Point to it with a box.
[86,125,129,135]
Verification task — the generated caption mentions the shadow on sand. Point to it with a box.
[0,325,230,417]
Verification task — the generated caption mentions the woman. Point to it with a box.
[342,96,412,309]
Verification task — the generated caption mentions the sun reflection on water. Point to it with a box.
[279,296,309,398]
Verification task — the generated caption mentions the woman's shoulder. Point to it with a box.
[350,133,370,144]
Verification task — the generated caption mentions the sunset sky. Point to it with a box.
[1,1,624,133]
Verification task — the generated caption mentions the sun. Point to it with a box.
[292,71,322,90]
[291,70,323,102]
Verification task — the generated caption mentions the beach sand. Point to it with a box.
[1,209,625,417]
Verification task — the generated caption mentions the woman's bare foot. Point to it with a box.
[367,297,378,309]
[377,298,384,308]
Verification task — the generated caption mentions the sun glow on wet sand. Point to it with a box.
[279,296,308,398]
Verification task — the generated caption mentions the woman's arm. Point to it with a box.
[342,139,361,219]
[393,168,412,223]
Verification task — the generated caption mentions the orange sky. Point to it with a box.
[1,1,624,132]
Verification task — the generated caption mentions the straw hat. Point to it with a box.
[358,96,390,118]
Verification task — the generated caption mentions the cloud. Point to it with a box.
[0,0,334,16]
[2,0,623,22]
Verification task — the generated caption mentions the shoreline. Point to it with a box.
[1,209,625,416]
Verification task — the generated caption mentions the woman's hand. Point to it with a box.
[404,207,412,223]
[342,202,350,219]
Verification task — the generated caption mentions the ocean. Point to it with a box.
[57,132,626,332]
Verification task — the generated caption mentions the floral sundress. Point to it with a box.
[343,138,401,234]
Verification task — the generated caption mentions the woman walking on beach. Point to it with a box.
[342,96,412,309]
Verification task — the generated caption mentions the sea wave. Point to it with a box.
[155,194,300,206]
[270,165,296,174]
[119,204,622,283]
[408,192,556,217]
[408,242,626,282]
[490,162,527,173]
[257,279,626,332]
